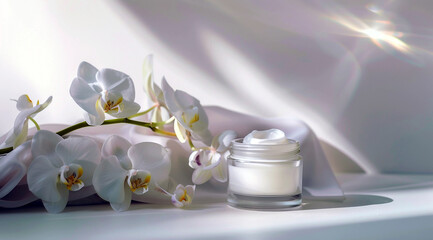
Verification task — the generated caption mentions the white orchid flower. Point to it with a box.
[154,183,196,208]
[0,95,52,149]
[171,184,195,208]
[70,62,141,125]
[143,55,169,122]
[161,78,212,145]
[27,130,101,213]
[188,130,237,184]
[92,135,171,212]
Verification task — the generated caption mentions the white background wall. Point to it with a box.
[1,0,433,173]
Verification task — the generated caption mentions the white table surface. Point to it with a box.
[1,173,433,240]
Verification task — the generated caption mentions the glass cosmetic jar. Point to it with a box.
[227,137,303,210]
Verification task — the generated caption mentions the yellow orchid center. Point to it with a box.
[178,189,190,203]
[102,97,123,113]
[181,108,200,128]
[127,169,151,195]
[99,91,124,114]
[24,94,40,106]
[25,95,33,104]
[59,164,84,191]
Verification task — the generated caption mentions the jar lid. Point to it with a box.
[230,138,300,162]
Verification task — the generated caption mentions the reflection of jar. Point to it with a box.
[227,138,303,209]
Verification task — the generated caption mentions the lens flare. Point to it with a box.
[331,14,410,54]
[361,28,410,53]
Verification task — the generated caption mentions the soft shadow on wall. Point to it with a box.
[112,0,433,174]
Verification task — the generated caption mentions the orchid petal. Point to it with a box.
[173,186,185,196]
[31,130,63,167]
[188,150,201,169]
[83,104,105,126]
[128,142,170,184]
[13,106,38,136]
[110,182,132,212]
[171,198,183,208]
[145,75,157,103]
[190,149,213,168]
[77,61,98,84]
[0,129,14,149]
[27,156,62,203]
[161,77,180,113]
[55,136,100,185]
[214,130,237,152]
[101,135,132,170]
[92,156,128,204]
[12,120,28,148]
[70,77,100,117]
[192,168,212,185]
[0,141,31,198]
[212,159,228,182]
[174,90,199,111]
[174,120,187,143]
[191,105,209,129]
[42,183,69,213]
[201,152,221,171]
[185,185,196,200]
[96,69,135,101]
[31,96,52,116]
[154,84,165,106]
[15,95,33,111]
[143,55,157,102]
[151,106,163,123]
[107,100,140,119]
[55,136,100,165]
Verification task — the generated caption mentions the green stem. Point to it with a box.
[128,105,157,118]
[0,147,13,155]
[152,116,175,127]
[187,134,197,151]
[56,118,153,136]
[0,117,177,155]
[29,117,40,131]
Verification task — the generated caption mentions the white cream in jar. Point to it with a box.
[227,129,303,209]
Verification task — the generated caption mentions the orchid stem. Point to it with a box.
[0,118,177,155]
[0,147,12,155]
[56,118,154,136]
[29,117,40,131]
[151,116,175,127]
[128,105,157,118]
[187,135,197,151]
[153,182,172,196]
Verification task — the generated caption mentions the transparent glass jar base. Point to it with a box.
[227,192,302,210]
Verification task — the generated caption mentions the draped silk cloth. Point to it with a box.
[0,106,344,208]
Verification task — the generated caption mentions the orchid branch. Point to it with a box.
[186,133,197,151]
[0,118,176,155]
[151,116,175,127]
[28,117,41,131]
[56,118,154,136]
[0,147,12,155]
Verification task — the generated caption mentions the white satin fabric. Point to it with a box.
[0,106,343,208]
